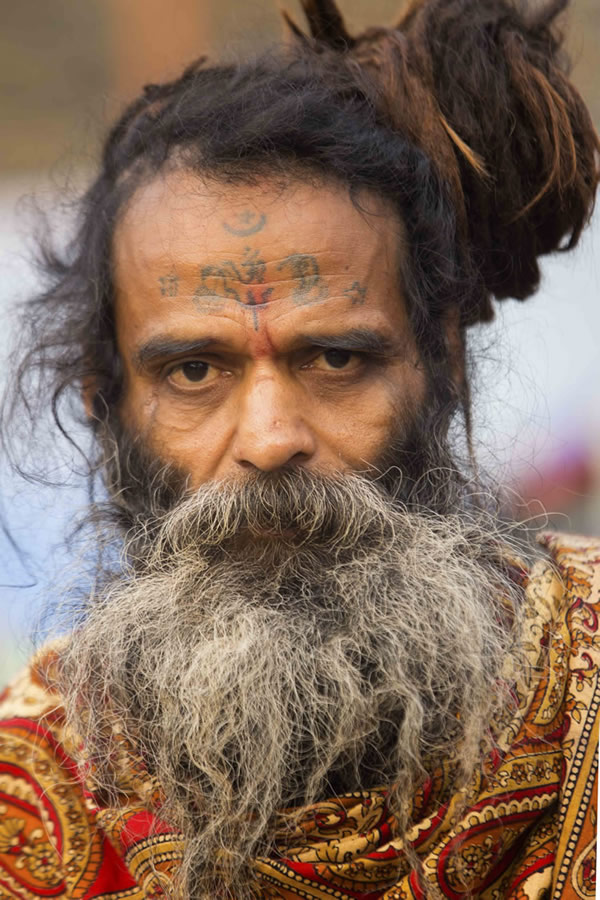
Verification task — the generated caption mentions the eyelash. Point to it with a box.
[302,348,362,368]
[163,349,379,389]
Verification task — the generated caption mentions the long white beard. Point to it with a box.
[53,470,525,898]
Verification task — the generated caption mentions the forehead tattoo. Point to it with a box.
[222,210,267,237]
[156,245,337,330]
[158,272,179,298]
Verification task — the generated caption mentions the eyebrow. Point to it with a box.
[134,338,215,371]
[298,328,398,355]
[134,328,399,371]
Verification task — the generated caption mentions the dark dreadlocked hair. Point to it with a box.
[5,0,599,476]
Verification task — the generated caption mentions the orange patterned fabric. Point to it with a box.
[0,532,597,899]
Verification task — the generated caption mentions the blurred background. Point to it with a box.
[0,0,599,682]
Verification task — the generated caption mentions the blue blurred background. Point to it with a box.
[1,0,599,683]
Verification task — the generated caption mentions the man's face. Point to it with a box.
[62,169,522,897]
[113,171,426,487]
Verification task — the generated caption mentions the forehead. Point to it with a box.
[112,169,409,342]
[114,170,401,270]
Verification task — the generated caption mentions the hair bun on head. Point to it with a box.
[291,0,600,322]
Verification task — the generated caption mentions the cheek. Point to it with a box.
[119,378,155,437]
[319,362,426,467]
[155,437,224,485]
[123,378,243,485]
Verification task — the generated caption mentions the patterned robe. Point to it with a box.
[0,532,597,899]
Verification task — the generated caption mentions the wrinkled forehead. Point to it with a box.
[112,169,405,291]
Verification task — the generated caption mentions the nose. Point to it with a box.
[231,374,316,473]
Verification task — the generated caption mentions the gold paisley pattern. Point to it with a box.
[0,532,597,899]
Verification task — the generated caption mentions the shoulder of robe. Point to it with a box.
[537,530,600,567]
[522,531,600,640]
[529,532,600,900]
[0,645,103,899]
[529,531,600,635]
[523,530,600,691]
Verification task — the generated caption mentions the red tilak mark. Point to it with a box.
[245,287,273,305]
[244,287,274,330]
[249,321,275,358]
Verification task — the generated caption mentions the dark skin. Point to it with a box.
[112,172,428,488]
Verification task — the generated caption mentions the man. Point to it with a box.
[0,0,598,898]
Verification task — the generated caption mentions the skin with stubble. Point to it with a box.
[57,171,526,898]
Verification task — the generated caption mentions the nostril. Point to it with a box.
[236,450,311,474]
[237,459,261,471]
[288,451,311,466]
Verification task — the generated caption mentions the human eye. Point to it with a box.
[166,359,221,389]
[304,348,364,372]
